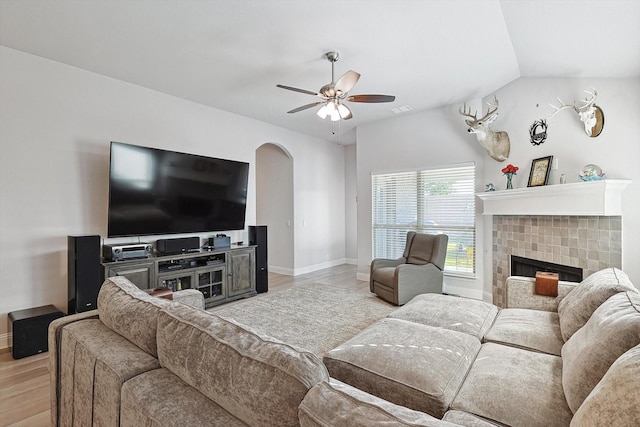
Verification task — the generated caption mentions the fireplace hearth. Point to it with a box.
[511,255,583,283]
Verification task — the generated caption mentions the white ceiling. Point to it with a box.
[1,0,639,144]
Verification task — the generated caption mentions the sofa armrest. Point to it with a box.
[48,310,99,427]
[371,257,406,270]
[505,276,577,312]
[173,289,205,310]
[370,257,406,291]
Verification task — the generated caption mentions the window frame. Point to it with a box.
[371,162,476,278]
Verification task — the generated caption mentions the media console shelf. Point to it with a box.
[103,245,256,308]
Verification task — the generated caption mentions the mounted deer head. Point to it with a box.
[459,96,511,162]
[548,88,604,137]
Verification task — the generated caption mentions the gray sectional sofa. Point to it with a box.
[49,269,640,426]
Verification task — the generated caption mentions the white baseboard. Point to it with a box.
[270,258,350,277]
[269,265,294,276]
[344,258,357,265]
[357,272,369,282]
[1,332,11,351]
[443,284,484,300]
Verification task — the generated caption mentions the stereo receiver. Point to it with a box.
[102,243,153,261]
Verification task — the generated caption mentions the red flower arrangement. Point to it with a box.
[501,164,519,175]
[501,164,518,189]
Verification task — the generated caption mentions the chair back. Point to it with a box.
[406,233,448,270]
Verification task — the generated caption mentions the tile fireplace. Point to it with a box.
[492,215,622,307]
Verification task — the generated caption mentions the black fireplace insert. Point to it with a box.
[510,255,583,282]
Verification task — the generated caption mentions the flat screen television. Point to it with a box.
[107,141,249,238]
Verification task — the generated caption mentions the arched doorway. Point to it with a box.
[255,143,294,273]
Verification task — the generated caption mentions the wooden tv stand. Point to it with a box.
[102,245,256,308]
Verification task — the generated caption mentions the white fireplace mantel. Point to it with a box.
[477,179,631,216]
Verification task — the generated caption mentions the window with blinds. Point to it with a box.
[371,163,476,276]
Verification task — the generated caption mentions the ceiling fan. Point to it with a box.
[276,51,395,121]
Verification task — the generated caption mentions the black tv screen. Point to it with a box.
[107,141,249,237]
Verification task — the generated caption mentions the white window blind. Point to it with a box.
[372,163,476,276]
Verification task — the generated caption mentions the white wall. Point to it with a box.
[256,143,294,271]
[344,144,358,263]
[356,77,640,299]
[0,47,346,345]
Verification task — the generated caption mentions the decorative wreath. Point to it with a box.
[529,119,548,146]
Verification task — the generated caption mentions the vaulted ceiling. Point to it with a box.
[1,0,638,144]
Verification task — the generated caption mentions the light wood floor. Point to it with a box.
[0,264,364,427]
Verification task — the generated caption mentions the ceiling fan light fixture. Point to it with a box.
[337,103,350,119]
[317,104,329,119]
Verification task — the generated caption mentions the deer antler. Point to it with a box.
[549,88,598,118]
[481,96,499,121]
[459,96,500,122]
[578,88,597,110]
[459,103,478,120]
[548,96,578,118]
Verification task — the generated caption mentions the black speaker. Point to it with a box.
[68,235,102,314]
[156,236,200,254]
[9,305,64,359]
[249,226,268,293]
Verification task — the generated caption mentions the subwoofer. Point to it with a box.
[249,225,268,293]
[9,305,64,359]
[68,235,102,313]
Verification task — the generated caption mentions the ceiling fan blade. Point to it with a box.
[287,101,325,114]
[334,70,361,94]
[347,94,396,103]
[276,84,319,96]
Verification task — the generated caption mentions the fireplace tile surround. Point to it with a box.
[492,215,622,307]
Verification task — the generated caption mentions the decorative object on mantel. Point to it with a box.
[529,119,548,145]
[579,164,606,181]
[527,155,553,187]
[459,95,510,162]
[548,88,604,137]
[485,183,495,192]
[501,164,519,189]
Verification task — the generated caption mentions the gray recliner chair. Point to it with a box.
[370,231,448,305]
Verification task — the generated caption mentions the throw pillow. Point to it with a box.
[557,268,636,341]
[570,343,640,426]
[561,291,640,413]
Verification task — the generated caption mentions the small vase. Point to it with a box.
[506,174,513,190]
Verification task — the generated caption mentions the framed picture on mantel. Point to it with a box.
[527,155,553,187]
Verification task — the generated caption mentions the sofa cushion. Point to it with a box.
[451,342,572,427]
[388,293,498,339]
[570,343,640,426]
[557,267,636,341]
[98,276,172,357]
[299,379,460,427]
[58,319,160,426]
[121,368,247,427]
[483,308,564,355]
[442,410,503,426]
[561,291,640,413]
[156,303,329,427]
[323,318,480,418]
